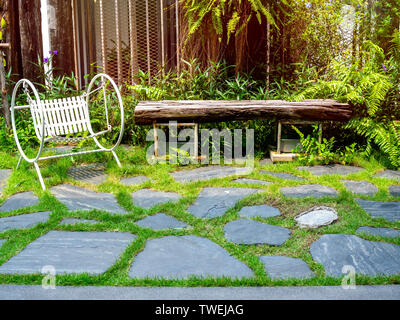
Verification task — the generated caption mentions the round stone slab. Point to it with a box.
[310,234,400,277]
[374,170,400,182]
[232,179,272,186]
[297,165,363,176]
[60,219,99,225]
[171,166,252,183]
[135,213,188,230]
[356,226,400,239]
[295,206,338,229]
[187,187,259,219]
[355,198,400,222]
[0,212,51,232]
[67,163,107,185]
[120,176,151,186]
[238,205,281,219]
[281,184,338,198]
[51,184,127,214]
[341,180,378,196]
[129,235,254,279]
[224,219,291,246]
[389,185,400,198]
[259,256,314,280]
[0,192,39,212]
[260,171,306,181]
[131,189,182,209]
[0,169,11,194]
[0,231,136,275]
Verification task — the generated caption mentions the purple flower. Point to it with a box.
[44,58,49,64]
[305,2,311,9]
[382,64,387,71]
[53,50,58,55]
[49,51,52,54]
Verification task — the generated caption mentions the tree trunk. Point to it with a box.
[0,57,10,127]
[134,99,353,125]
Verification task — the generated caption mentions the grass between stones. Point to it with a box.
[0,146,399,287]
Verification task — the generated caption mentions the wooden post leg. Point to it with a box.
[153,122,159,158]
[318,123,323,145]
[277,121,282,154]
[194,123,199,160]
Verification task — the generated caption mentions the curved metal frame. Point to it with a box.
[10,73,125,190]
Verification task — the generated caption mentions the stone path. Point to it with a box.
[129,235,254,279]
[0,231,135,275]
[295,206,338,228]
[260,171,306,181]
[51,184,127,214]
[375,170,400,182]
[0,192,38,212]
[171,166,251,183]
[238,205,281,218]
[310,234,400,277]
[259,256,314,280]
[0,212,51,232]
[120,176,151,186]
[281,184,338,198]
[60,219,99,225]
[389,185,400,197]
[67,163,107,185]
[187,187,259,219]
[232,178,271,186]
[131,189,182,209]
[298,164,363,176]
[224,219,291,246]
[355,198,400,222]
[341,180,378,196]
[0,169,11,194]
[356,226,400,238]
[135,213,188,230]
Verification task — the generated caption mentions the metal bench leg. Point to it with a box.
[34,162,46,190]
[112,150,122,168]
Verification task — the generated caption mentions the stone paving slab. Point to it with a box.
[51,185,127,214]
[295,206,338,229]
[0,169,11,194]
[356,226,400,238]
[0,192,39,212]
[355,198,400,222]
[131,190,182,209]
[375,170,400,182]
[389,185,400,197]
[310,234,400,277]
[171,166,252,183]
[341,180,378,196]
[135,213,188,230]
[297,165,363,176]
[224,219,291,246]
[281,184,338,198]
[0,231,136,275]
[259,256,314,280]
[120,176,151,186]
[260,171,306,181]
[187,187,259,219]
[1,284,400,300]
[0,212,51,232]
[67,163,107,185]
[60,219,99,225]
[238,205,281,219]
[129,235,254,279]
[232,178,272,186]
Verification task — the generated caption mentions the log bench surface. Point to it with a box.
[134,99,352,125]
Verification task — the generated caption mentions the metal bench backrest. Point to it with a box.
[30,96,90,139]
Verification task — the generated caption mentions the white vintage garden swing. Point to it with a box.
[11,73,124,190]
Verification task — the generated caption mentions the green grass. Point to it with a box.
[0,146,399,287]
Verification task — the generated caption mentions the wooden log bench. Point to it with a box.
[134,99,352,161]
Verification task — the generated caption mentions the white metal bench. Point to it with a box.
[11,73,124,190]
